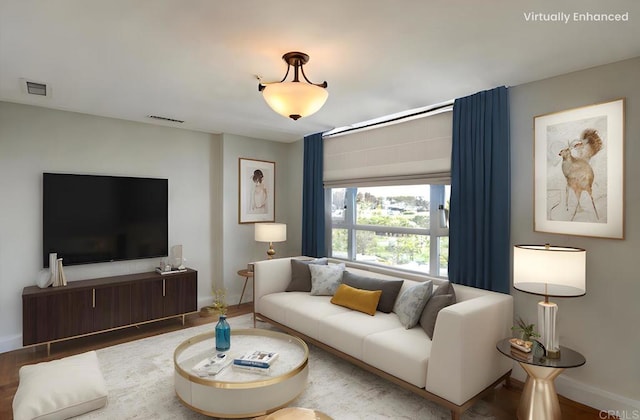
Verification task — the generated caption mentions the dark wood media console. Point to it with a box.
[22,269,197,353]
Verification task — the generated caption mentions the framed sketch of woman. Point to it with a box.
[239,158,275,223]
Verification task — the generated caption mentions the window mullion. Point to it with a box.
[346,188,356,260]
[430,185,447,276]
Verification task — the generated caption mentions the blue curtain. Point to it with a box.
[448,86,510,293]
[302,132,326,257]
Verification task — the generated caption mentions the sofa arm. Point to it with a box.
[425,292,513,406]
[253,257,295,313]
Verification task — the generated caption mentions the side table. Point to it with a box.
[237,269,254,308]
[496,338,585,420]
[254,407,333,419]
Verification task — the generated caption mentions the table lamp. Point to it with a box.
[255,223,287,259]
[513,244,586,358]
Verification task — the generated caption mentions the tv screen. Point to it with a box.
[43,173,168,267]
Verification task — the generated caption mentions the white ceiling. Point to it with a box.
[1,0,639,142]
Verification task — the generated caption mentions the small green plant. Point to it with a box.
[511,316,540,341]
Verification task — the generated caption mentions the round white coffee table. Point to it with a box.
[174,328,309,418]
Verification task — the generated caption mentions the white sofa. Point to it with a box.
[253,257,513,419]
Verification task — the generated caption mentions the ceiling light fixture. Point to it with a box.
[258,51,328,121]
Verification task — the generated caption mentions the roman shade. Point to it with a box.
[323,109,452,187]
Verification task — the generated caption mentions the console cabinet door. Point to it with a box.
[130,279,164,323]
[23,289,93,345]
[163,273,197,316]
[93,284,132,331]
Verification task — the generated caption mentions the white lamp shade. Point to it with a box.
[262,82,328,119]
[513,245,586,297]
[255,223,287,243]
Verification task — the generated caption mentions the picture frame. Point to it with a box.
[238,158,275,224]
[534,98,625,239]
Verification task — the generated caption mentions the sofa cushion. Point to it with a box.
[12,350,108,420]
[286,258,328,292]
[309,263,345,296]
[318,311,402,359]
[260,292,351,340]
[420,281,457,339]
[363,326,431,388]
[331,284,382,316]
[342,271,403,313]
[393,280,433,329]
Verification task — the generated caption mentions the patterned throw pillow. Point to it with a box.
[393,280,433,329]
[309,263,346,296]
[286,258,329,292]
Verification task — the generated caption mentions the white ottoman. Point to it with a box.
[12,350,108,420]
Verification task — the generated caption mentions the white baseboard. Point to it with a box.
[556,375,640,416]
[512,363,640,415]
[0,334,22,354]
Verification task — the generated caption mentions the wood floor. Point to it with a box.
[1,303,602,419]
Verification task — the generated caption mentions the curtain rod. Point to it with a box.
[323,100,454,139]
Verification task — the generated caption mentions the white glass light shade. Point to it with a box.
[255,223,287,243]
[513,245,586,297]
[261,82,328,119]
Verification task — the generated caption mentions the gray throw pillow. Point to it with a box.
[342,271,403,313]
[309,263,346,296]
[393,280,433,329]
[286,258,328,292]
[420,282,457,339]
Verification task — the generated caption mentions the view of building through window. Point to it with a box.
[328,184,450,276]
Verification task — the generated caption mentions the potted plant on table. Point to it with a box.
[511,316,540,343]
[210,289,230,351]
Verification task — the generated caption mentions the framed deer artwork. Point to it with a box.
[534,98,625,239]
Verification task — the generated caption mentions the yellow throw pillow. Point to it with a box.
[330,284,382,316]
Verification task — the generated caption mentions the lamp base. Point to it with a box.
[266,242,276,259]
[546,348,561,359]
[538,301,560,358]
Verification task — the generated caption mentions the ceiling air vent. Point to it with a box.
[26,81,47,96]
[148,115,184,124]
[20,78,51,97]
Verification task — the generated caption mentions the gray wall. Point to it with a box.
[510,57,640,410]
[219,133,303,304]
[0,102,303,352]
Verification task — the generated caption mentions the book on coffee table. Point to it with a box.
[233,350,279,368]
[232,363,271,375]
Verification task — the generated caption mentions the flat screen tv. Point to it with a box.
[43,173,168,267]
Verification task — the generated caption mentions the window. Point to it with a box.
[327,184,450,277]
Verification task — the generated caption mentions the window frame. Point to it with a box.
[326,184,449,277]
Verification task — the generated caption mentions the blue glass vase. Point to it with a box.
[215,315,231,351]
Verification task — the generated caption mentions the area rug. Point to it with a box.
[79,314,495,419]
